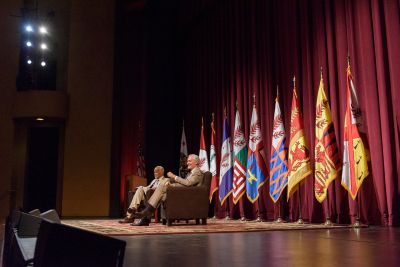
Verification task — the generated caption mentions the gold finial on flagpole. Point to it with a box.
[347,54,351,73]
[320,66,323,80]
[293,76,296,88]
[201,116,204,127]
[253,93,256,107]
[236,100,239,110]
[212,112,215,121]
[224,106,227,117]
[293,76,298,97]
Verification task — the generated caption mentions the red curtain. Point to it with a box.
[117,13,148,209]
[177,0,400,225]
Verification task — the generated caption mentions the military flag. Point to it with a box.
[232,108,247,204]
[341,62,369,200]
[219,115,233,205]
[314,72,341,202]
[287,78,312,199]
[180,122,188,158]
[209,113,219,202]
[199,118,209,172]
[246,101,268,203]
[269,95,289,203]
[137,143,146,177]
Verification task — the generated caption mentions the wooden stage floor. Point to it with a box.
[2,217,400,266]
[118,226,400,267]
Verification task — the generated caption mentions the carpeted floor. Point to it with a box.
[62,218,353,236]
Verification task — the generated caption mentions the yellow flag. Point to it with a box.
[314,74,341,203]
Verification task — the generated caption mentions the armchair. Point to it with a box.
[161,171,212,226]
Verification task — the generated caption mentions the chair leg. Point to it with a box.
[154,208,159,223]
[195,219,200,225]
[167,219,172,226]
[201,218,207,225]
[162,219,166,225]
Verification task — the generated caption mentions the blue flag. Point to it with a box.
[246,105,268,203]
[269,96,288,202]
[219,116,233,205]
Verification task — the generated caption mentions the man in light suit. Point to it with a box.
[119,166,169,224]
[133,154,204,225]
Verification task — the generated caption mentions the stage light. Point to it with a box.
[26,25,33,32]
[39,26,47,34]
[36,117,44,121]
[26,41,32,47]
[40,43,47,50]
[27,59,32,64]
[41,61,46,67]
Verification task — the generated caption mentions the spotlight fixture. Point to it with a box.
[36,117,44,121]
[17,8,56,91]
[39,26,47,34]
[26,25,33,32]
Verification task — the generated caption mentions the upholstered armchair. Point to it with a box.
[161,171,212,226]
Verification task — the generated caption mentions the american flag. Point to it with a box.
[137,144,146,177]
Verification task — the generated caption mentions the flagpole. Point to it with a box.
[223,107,231,221]
[210,113,217,220]
[251,93,261,223]
[324,192,332,226]
[275,199,284,223]
[225,200,231,220]
[318,68,333,226]
[274,85,284,224]
[239,198,246,221]
[353,192,362,228]
[297,187,304,224]
[235,101,247,221]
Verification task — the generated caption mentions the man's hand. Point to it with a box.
[167,171,177,182]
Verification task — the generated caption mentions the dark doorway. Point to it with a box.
[24,126,60,212]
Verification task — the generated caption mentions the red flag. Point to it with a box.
[199,118,209,172]
[341,61,369,199]
[209,114,219,202]
[287,79,312,199]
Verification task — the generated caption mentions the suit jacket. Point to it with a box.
[173,166,203,187]
[143,176,168,194]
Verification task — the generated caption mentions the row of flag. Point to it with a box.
[180,62,369,206]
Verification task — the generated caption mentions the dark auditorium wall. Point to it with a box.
[0,0,115,217]
[0,0,20,218]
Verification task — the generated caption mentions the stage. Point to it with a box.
[63,218,353,236]
[114,224,400,267]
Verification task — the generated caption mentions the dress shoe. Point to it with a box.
[130,218,150,226]
[134,204,155,219]
[127,207,136,214]
[118,216,134,224]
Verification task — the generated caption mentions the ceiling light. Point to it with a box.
[39,26,47,34]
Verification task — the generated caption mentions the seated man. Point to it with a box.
[133,154,204,225]
[119,166,168,224]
